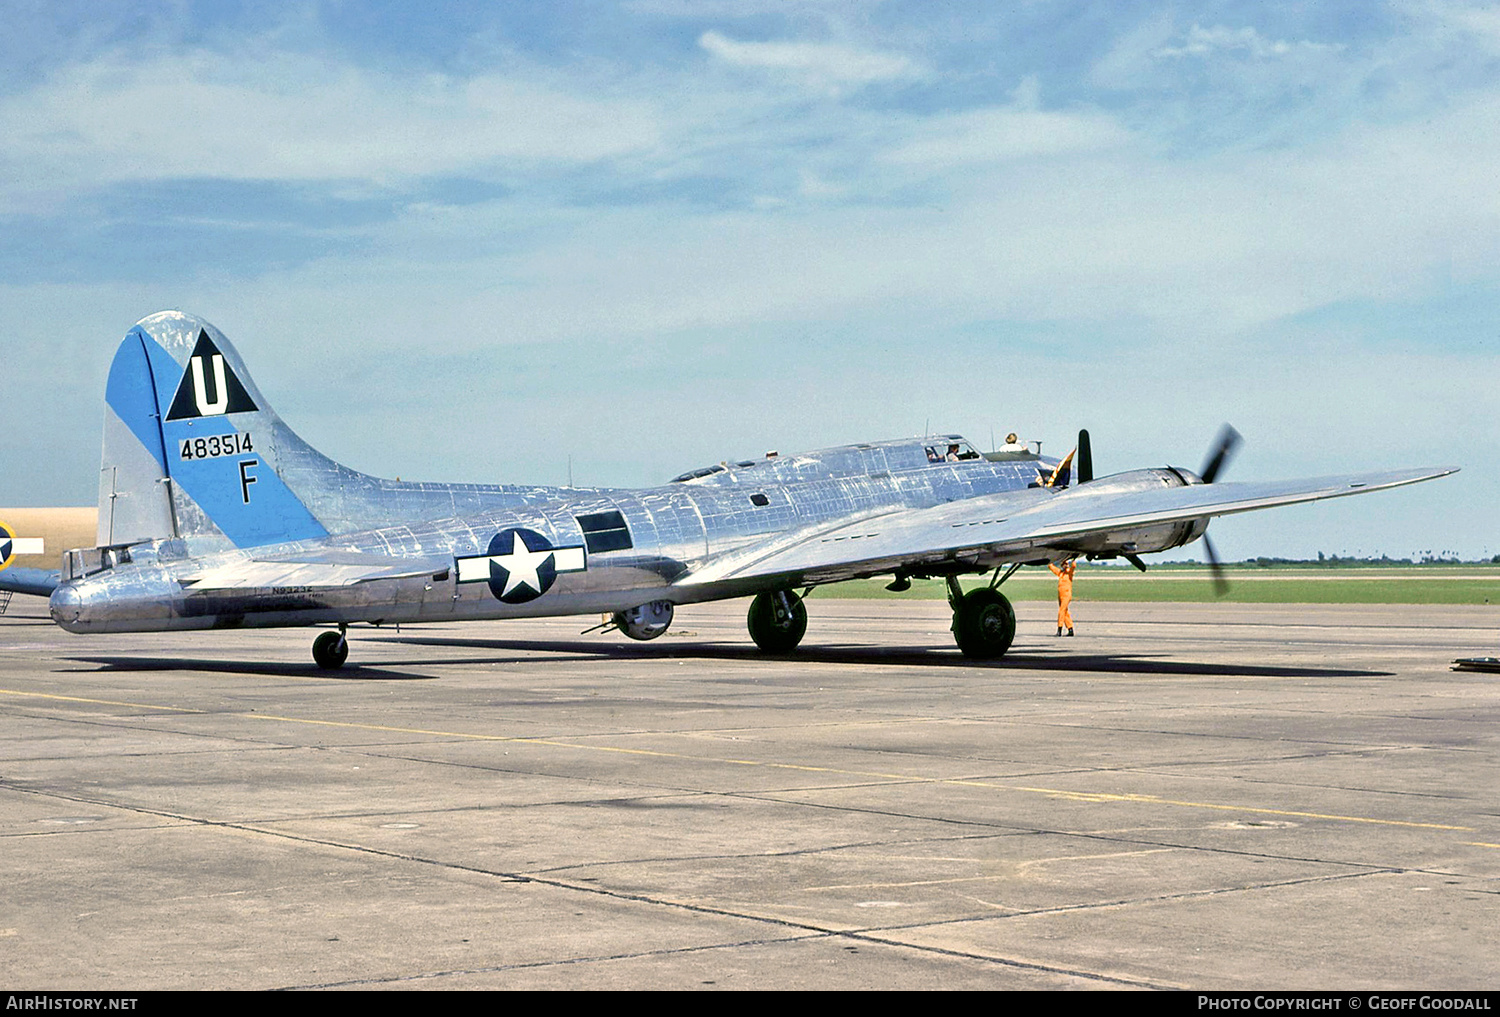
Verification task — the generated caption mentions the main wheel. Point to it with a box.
[952,589,1016,659]
[747,591,808,653]
[312,630,349,669]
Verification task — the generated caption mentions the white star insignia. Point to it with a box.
[453,531,587,600]
[494,531,553,598]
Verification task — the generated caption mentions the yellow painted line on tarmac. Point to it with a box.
[805,848,1177,892]
[1010,786,1473,831]
[0,687,1479,834]
[0,688,205,713]
[249,712,776,765]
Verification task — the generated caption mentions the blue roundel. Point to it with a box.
[485,528,558,604]
[0,520,13,570]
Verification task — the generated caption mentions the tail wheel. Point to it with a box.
[312,629,349,669]
[952,589,1016,659]
[747,590,808,653]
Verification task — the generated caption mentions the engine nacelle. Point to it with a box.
[613,600,674,640]
[1061,467,1210,556]
[1078,466,1200,495]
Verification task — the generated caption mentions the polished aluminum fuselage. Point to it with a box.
[52,440,1111,633]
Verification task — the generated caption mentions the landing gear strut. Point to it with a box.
[747,590,808,653]
[312,626,349,669]
[947,578,1016,659]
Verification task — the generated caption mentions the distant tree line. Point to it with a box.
[1235,553,1493,567]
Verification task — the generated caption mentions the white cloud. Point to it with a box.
[883,103,1131,168]
[0,49,664,203]
[1406,0,1500,59]
[1155,23,1341,60]
[363,79,1500,348]
[698,30,916,86]
[1089,12,1179,90]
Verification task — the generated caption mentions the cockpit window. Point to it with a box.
[925,441,981,463]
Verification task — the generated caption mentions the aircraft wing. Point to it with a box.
[677,466,1457,588]
[0,567,61,597]
[176,549,452,592]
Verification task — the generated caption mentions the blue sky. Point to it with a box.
[2,1,1496,560]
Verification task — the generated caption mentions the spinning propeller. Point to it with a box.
[1073,424,1242,593]
[1196,425,1242,595]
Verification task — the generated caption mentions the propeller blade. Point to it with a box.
[1203,534,1229,596]
[1077,429,1093,484]
[1045,446,1076,488]
[1199,424,1243,484]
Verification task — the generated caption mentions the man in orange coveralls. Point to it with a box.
[1049,560,1076,636]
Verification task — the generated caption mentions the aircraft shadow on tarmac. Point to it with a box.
[363,634,1393,679]
[56,636,1392,680]
[62,656,441,681]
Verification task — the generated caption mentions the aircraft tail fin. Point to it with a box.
[98,312,336,551]
[98,311,538,552]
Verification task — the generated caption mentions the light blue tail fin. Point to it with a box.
[99,311,534,552]
[99,312,335,550]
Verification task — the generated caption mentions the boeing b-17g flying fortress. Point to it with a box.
[1,312,1455,668]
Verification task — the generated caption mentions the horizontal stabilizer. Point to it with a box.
[0,567,61,597]
[177,550,451,592]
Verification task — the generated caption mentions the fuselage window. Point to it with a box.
[576,510,634,553]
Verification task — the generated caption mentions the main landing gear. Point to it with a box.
[947,576,1016,660]
[312,625,349,669]
[747,589,808,653]
[745,578,1017,658]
